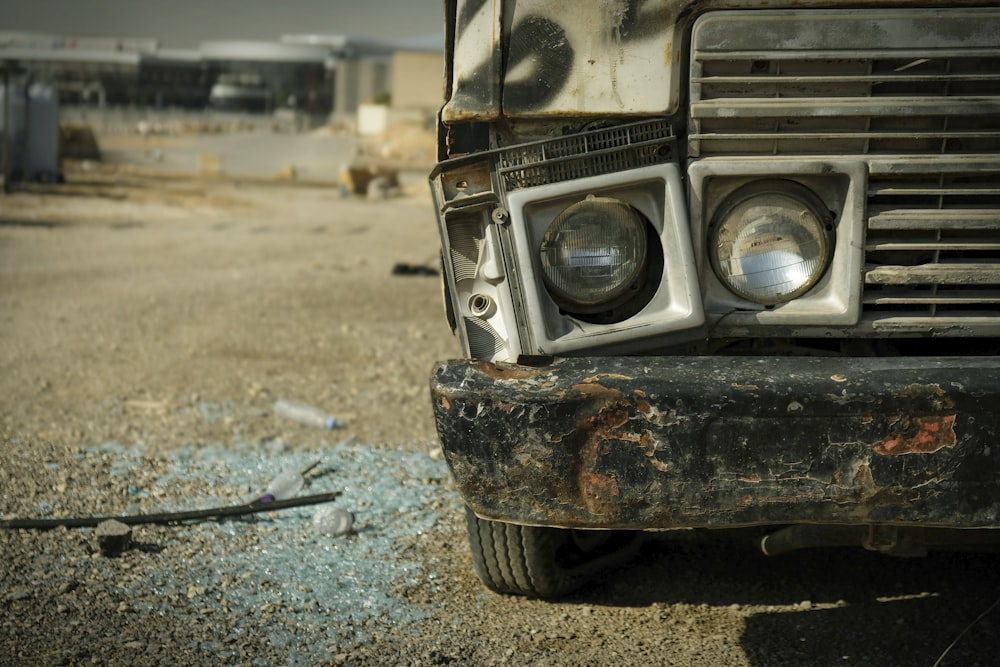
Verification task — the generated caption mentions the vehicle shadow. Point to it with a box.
[573,531,1000,666]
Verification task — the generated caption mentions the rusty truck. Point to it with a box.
[428,0,1000,597]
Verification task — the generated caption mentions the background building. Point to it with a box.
[0,29,443,129]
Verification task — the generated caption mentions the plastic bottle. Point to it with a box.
[313,505,355,535]
[258,461,320,503]
[273,399,342,429]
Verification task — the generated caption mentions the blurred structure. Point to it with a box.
[281,34,393,119]
[1,75,61,186]
[201,40,331,115]
[0,29,443,131]
[391,34,446,113]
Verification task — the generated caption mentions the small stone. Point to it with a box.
[95,519,132,557]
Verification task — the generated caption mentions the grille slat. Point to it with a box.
[864,169,1000,320]
[869,186,1000,197]
[864,290,1000,305]
[693,97,1000,119]
[866,240,1000,252]
[866,264,1000,286]
[693,73,1000,85]
[694,49,1000,62]
[868,210,1000,231]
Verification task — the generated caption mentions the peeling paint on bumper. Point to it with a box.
[430,356,1000,530]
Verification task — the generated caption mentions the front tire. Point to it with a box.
[464,508,641,598]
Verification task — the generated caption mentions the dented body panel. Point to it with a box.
[443,0,679,122]
[432,356,1000,530]
[442,0,1000,124]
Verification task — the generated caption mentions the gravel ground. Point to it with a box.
[2,139,1000,666]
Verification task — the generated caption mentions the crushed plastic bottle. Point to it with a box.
[273,399,342,429]
[313,505,355,535]
[258,461,320,503]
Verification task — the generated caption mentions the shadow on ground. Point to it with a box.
[571,532,1000,666]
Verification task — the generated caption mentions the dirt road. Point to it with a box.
[2,153,999,666]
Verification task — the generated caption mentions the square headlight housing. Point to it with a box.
[506,163,704,355]
[689,159,866,329]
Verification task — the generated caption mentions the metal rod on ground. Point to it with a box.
[0,491,343,530]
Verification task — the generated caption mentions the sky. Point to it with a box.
[3,0,445,48]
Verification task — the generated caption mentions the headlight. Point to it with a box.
[540,196,649,314]
[711,181,832,305]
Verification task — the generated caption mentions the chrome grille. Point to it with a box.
[690,11,1000,157]
[864,165,1000,320]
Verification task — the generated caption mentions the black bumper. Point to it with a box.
[430,356,1000,530]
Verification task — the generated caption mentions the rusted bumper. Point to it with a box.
[430,356,1000,530]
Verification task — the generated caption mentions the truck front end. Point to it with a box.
[429,0,1000,597]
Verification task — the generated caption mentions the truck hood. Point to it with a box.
[441,0,997,123]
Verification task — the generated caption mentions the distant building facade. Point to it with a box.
[392,49,444,113]
[0,29,443,125]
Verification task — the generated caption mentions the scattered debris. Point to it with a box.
[259,460,321,502]
[95,519,132,557]
[340,165,399,197]
[198,152,223,176]
[274,164,297,181]
[392,262,438,277]
[312,505,355,536]
[273,399,342,429]
[59,124,102,160]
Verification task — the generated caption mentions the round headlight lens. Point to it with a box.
[540,196,648,313]
[711,183,832,305]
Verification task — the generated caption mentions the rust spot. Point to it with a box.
[649,458,673,473]
[637,430,652,451]
[579,470,620,503]
[441,396,451,410]
[874,415,957,456]
[635,398,652,415]
[831,374,847,382]
[853,462,877,494]
[477,360,546,381]
[738,495,753,507]
[897,383,955,409]
[861,415,873,425]
[634,389,647,398]
[731,383,759,391]
[600,408,630,430]
[899,383,945,398]
[582,373,634,383]
[572,382,624,400]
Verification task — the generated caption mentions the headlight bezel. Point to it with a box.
[689,163,867,330]
[538,195,660,320]
[709,179,834,306]
[505,163,705,355]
